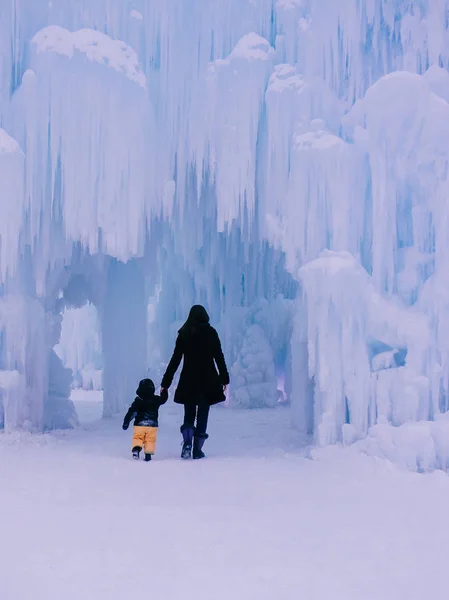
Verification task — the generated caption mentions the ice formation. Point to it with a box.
[55,304,102,390]
[1,1,449,450]
[11,25,151,272]
[0,129,24,282]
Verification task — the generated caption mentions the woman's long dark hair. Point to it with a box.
[179,305,210,337]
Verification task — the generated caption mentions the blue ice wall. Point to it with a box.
[0,1,449,438]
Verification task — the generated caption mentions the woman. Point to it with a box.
[161,305,230,459]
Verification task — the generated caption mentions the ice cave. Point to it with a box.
[1,0,449,450]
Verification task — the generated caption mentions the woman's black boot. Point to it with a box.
[193,433,208,459]
[180,425,194,459]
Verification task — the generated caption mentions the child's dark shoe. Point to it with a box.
[144,454,152,462]
[132,446,141,460]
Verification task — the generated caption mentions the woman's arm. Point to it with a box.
[212,329,230,386]
[161,335,184,389]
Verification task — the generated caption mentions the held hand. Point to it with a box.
[160,387,167,395]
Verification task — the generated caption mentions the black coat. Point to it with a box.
[122,390,168,429]
[161,324,230,406]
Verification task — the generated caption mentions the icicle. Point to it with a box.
[0,295,48,432]
[264,64,347,254]
[0,3,14,123]
[207,33,274,229]
[0,129,24,283]
[269,123,365,272]
[140,0,274,211]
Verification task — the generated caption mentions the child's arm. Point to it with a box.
[149,389,168,407]
[157,389,169,406]
[122,401,137,430]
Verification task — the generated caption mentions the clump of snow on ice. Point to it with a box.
[130,9,143,21]
[371,350,399,372]
[222,31,273,62]
[293,126,345,151]
[267,63,304,93]
[0,128,21,154]
[32,25,146,88]
[276,0,305,8]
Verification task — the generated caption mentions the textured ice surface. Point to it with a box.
[55,304,102,391]
[1,1,449,447]
[230,323,278,408]
[207,33,274,228]
[0,129,24,282]
[14,25,151,269]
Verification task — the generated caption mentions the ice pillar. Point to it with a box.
[101,259,148,418]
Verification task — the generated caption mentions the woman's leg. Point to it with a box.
[181,404,196,459]
[183,404,197,428]
[193,405,210,459]
[195,405,210,436]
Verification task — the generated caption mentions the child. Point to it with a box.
[122,378,168,461]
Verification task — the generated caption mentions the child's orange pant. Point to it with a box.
[132,426,158,455]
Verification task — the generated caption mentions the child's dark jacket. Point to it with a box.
[123,381,168,429]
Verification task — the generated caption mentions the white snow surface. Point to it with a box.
[1,392,449,600]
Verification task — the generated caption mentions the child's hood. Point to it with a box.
[136,378,155,399]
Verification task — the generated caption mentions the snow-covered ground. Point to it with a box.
[1,392,449,600]
[70,388,104,423]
